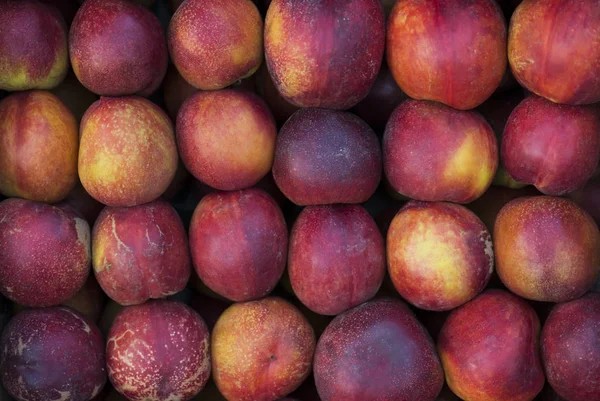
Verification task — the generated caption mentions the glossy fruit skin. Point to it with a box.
[387,201,494,311]
[494,196,600,302]
[383,100,498,203]
[314,298,444,401]
[387,0,507,110]
[0,198,91,308]
[541,292,600,401]
[508,0,600,105]
[264,0,385,110]
[0,0,69,91]
[106,300,211,401]
[273,108,382,206]
[69,0,168,96]
[288,204,385,316]
[438,290,545,401]
[0,306,107,401]
[168,0,263,90]
[502,95,600,195]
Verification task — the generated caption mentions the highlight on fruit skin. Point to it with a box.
[494,196,600,302]
[387,201,494,311]
[0,0,69,91]
[508,0,600,105]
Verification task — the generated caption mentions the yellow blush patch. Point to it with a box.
[444,131,494,195]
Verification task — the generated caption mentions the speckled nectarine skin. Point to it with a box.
[212,297,315,401]
[92,200,191,306]
[265,0,385,110]
[273,108,382,205]
[0,0,68,91]
[541,292,600,401]
[387,201,493,311]
[0,90,78,203]
[168,0,263,90]
[0,198,91,307]
[314,298,444,401]
[438,290,545,401]
[107,300,211,401]
[0,306,106,401]
[69,0,168,96]
[177,90,277,191]
[494,196,600,302]
[78,96,178,207]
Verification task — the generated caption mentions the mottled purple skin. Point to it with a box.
[541,292,600,401]
[0,0,68,91]
[273,108,382,206]
[314,298,444,401]
[92,200,191,306]
[352,64,407,133]
[107,300,211,401]
[0,198,91,307]
[69,0,168,96]
[0,307,107,401]
[438,290,545,401]
[289,205,385,315]
[189,189,288,302]
[265,0,385,110]
[502,95,600,195]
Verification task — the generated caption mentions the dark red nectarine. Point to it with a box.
[438,290,545,401]
[289,204,385,315]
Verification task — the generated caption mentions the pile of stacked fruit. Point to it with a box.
[0,0,598,401]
